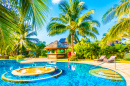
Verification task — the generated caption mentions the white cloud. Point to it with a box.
[52,0,61,4]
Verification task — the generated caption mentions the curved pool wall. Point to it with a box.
[2,68,62,83]
[0,60,126,86]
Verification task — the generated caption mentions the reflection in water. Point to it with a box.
[10,67,13,70]
[67,62,76,71]
[71,65,76,71]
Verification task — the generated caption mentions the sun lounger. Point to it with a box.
[103,56,116,63]
[94,55,106,61]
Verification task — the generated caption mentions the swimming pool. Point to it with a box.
[0,60,126,86]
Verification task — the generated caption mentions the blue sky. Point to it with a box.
[33,0,120,44]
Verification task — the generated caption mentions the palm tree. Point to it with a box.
[0,4,19,55]
[0,0,49,55]
[15,23,39,55]
[67,32,80,44]
[47,0,99,55]
[102,0,130,47]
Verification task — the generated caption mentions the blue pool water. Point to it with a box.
[0,60,126,86]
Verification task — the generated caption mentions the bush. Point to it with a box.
[124,58,130,61]
[74,38,101,59]
[69,56,78,61]
[16,55,25,59]
[57,49,64,53]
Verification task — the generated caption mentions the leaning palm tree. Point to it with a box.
[102,0,130,47]
[0,0,49,55]
[0,4,19,55]
[47,0,99,55]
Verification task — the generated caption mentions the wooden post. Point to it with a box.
[56,49,57,53]
[47,49,49,59]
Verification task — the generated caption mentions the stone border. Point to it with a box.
[1,69,62,83]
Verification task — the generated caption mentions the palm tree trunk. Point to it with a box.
[71,34,74,54]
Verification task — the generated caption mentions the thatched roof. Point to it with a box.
[44,40,68,49]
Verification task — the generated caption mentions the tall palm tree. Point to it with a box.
[47,0,99,55]
[102,0,130,46]
[67,32,80,44]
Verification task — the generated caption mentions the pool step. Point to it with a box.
[89,68,123,81]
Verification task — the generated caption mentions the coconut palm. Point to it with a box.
[67,32,80,44]
[102,18,130,46]
[102,0,130,46]
[0,4,19,55]
[14,23,39,54]
[0,0,49,55]
[47,0,99,54]
[102,0,130,23]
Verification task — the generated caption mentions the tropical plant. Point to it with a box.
[102,0,130,46]
[15,24,39,55]
[47,0,99,56]
[74,38,101,59]
[67,32,80,44]
[0,4,19,55]
[0,0,49,55]
[33,41,46,57]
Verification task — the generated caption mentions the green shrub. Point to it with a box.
[124,58,130,61]
[69,56,78,61]
[74,38,101,59]
[57,49,64,53]
[16,55,25,59]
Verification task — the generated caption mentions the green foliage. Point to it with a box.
[124,58,130,61]
[16,55,25,59]
[65,47,72,55]
[69,38,130,59]
[31,41,46,57]
[102,0,130,47]
[69,56,78,61]
[74,38,101,59]
[0,0,49,55]
[57,49,64,53]
[124,53,130,61]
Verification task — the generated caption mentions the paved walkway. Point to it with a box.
[79,61,130,86]
[21,58,57,63]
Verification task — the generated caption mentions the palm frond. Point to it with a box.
[102,17,130,46]
[26,38,39,43]
[78,10,94,25]
[102,7,116,23]
[26,31,37,37]
[102,0,130,23]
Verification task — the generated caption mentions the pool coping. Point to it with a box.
[1,68,62,83]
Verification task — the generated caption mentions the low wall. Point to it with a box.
[0,55,9,59]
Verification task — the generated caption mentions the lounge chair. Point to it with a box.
[103,56,116,63]
[94,55,106,61]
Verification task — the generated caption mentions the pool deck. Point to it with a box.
[78,61,130,86]
[21,58,57,63]
[21,58,130,86]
